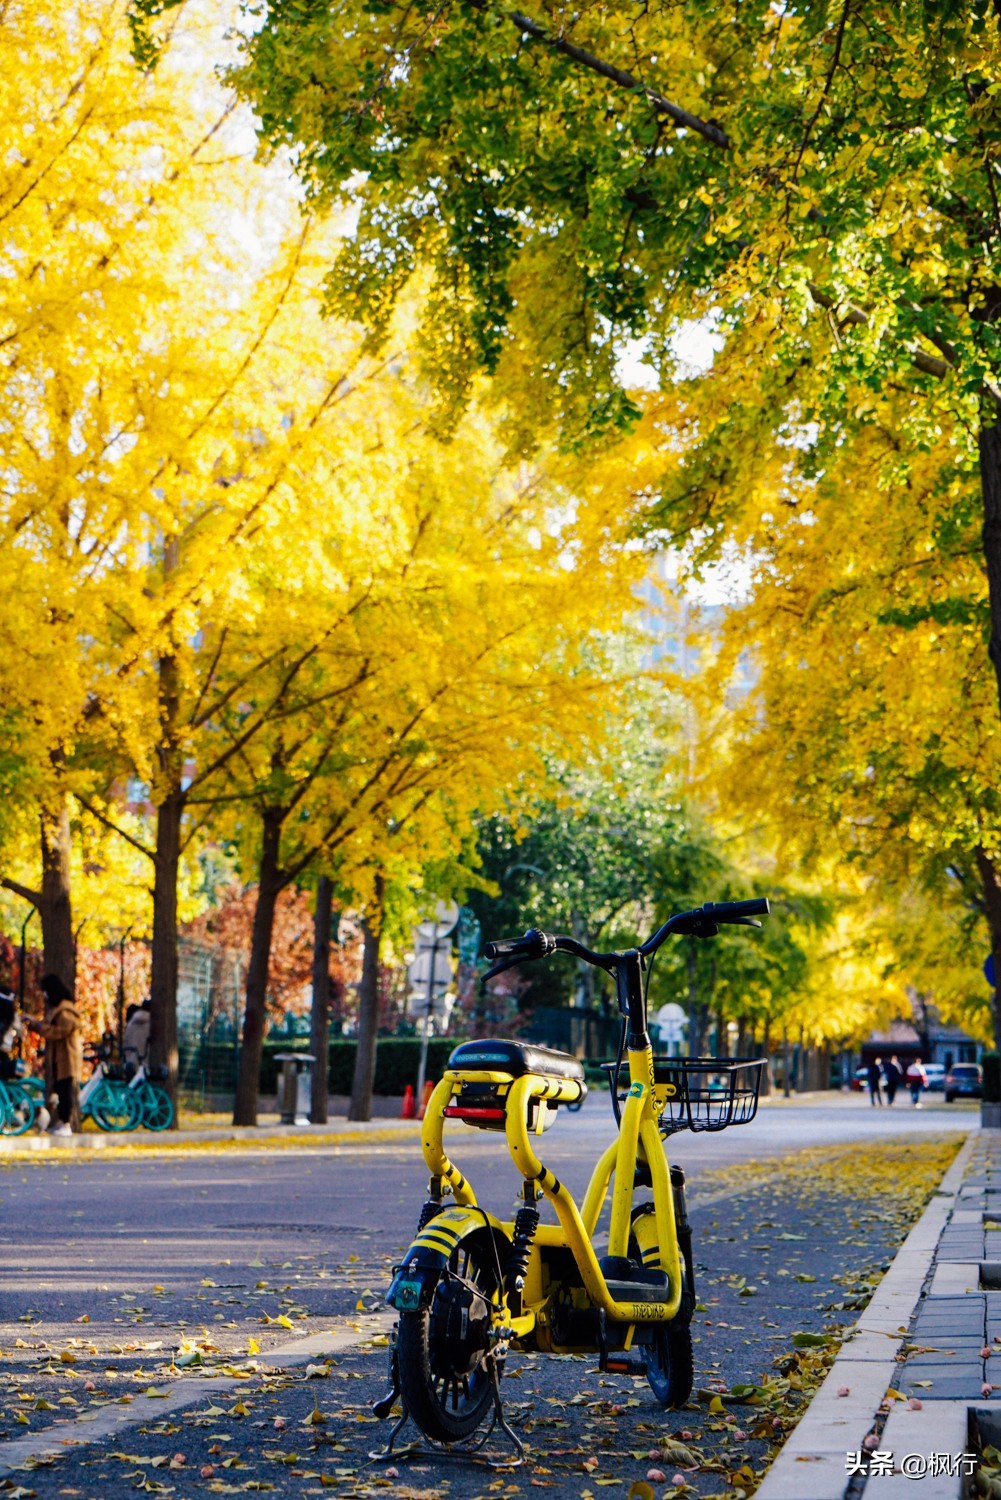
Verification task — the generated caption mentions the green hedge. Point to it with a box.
[180,1036,615,1098]
[248,1038,463,1096]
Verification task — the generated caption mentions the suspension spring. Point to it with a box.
[416,1199,444,1232]
[504,1205,540,1308]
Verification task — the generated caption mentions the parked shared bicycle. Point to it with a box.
[79,1043,173,1132]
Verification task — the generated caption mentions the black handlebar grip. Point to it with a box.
[483,928,552,961]
[708,898,770,919]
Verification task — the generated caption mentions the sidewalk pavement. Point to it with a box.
[756,1121,1001,1500]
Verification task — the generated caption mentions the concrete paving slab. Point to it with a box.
[867,1401,973,1498]
[930,1261,982,1295]
[0,1314,396,1476]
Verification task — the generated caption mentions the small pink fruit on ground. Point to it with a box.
[837,1387,850,1397]
[647,1469,666,1483]
[200,1467,214,1480]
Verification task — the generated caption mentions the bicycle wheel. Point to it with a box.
[0,1081,36,1135]
[141,1084,174,1131]
[91,1081,141,1132]
[397,1233,502,1442]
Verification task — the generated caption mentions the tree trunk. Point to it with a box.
[39,798,74,986]
[976,844,1001,1051]
[310,874,333,1124]
[149,630,184,1111]
[349,878,384,1122]
[685,939,708,1055]
[979,401,1001,722]
[233,807,285,1127]
[761,1015,772,1096]
[782,1025,791,1097]
[149,787,183,1106]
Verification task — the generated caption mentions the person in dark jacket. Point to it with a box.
[883,1055,902,1106]
[866,1056,883,1106]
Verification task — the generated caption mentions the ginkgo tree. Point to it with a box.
[672,320,1001,1041]
[193,366,651,1124]
[0,0,401,1090]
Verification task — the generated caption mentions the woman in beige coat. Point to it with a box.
[28,974,83,1135]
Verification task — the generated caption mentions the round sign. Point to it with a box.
[415,899,459,943]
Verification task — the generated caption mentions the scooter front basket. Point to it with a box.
[601,1056,766,1135]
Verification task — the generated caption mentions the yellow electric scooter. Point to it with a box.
[373,898,769,1463]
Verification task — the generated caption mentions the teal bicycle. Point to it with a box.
[127,1061,174,1131]
[0,1074,37,1134]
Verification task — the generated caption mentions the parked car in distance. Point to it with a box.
[944,1063,982,1102]
[923,1063,946,1092]
[851,1066,869,1091]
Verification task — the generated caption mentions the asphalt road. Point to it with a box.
[0,1093,976,1498]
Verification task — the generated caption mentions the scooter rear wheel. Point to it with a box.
[397,1234,501,1442]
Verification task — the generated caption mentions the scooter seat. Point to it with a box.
[447,1039,585,1083]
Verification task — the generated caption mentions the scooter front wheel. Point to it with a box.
[397,1233,502,1442]
[646,1321,694,1407]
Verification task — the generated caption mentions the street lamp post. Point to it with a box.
[18,905,36,1011]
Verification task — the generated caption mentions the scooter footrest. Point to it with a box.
[603,1279,672,1304]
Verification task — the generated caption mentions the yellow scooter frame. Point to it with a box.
[388,1043,684,1341]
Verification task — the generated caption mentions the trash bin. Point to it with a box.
[274,1053,315,1126]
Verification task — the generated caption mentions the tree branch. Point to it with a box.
[1,877,41,907]
[73,795,155,861]
[506,8,729,149]
[791,0,852,182]
[807,283,956,382]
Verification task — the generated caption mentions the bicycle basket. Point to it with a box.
[600,1056,766,1135]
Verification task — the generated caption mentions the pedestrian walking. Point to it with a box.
[27,974,83,1136]
[905,1057,927,1107]
[884,1055,902,1106]
[866,1056,883,1106]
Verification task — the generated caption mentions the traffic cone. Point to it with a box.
[401,1084,416,1119]
[417,1080,435,1119]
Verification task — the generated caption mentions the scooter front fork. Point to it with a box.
[671,1163,696,1315]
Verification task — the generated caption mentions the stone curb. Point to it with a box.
[0,1119,421,1153]
[755,1125,980,1500]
